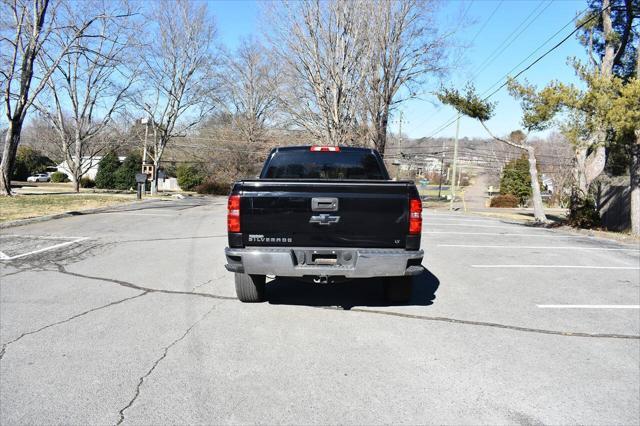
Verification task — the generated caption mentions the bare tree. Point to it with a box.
[0,0,112,195]
[532,132,575,207]
[267,0,371,145]
[438,86,548,222]
[220,39,280,146]
[33,0,137,192]
[364,0,448,154]
[138,0,218,194]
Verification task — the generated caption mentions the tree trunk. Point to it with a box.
[376,109,389,155]
[72,160,82,193]
[0,120,23,196]
[150,159,159,195]
[631,132,640,236]
[526,146,547,222]
[574,147,589,194]
[584,145,606,187]
[574,143,606,195]
[73,134,81,193]
[601,0,615,77]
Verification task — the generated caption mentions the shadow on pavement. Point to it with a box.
[266,268,440,310]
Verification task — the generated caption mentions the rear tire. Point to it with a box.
[235,273,266,303]
[384,276,412,303]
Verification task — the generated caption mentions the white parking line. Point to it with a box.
[426,220,504,225]
[0,237,89,260]
[424,217,498,222]
[427,223,552,229]
[0,234,87,240]
[471,264,639,270]
[424,213,478,218]
[537,305,640,309]
[103,212,174,217]
[438,244,640,252]
[423,231,587,238]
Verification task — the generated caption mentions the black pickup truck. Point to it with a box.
[225,146,424,303]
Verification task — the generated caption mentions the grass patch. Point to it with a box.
[0,194,137,222]
[418,188,469,197]
[419,189,445,197]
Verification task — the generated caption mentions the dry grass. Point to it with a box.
[0,194,137,222]
[440,209,639,243]
[472,210,567,223]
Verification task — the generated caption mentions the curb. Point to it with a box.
[0,199,155,230]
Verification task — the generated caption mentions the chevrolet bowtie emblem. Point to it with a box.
[309,214,340,225]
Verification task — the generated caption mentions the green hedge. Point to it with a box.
[95,153,121,189]
[115,153,142,190]
[489,194,519,208]
[500,155,531,205]
[50,172,68,183]
[79,177,95,188]
[568,193,600,229]
[12,147,54,180]
[176,164,203,191]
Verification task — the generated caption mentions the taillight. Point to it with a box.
[310,146,340,152]
[409,198,422,234]
[227,195,241,233]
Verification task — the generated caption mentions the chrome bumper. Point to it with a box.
[225,247,424,278]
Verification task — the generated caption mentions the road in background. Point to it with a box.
[1,197,638,424]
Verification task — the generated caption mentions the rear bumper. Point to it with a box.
[225,247,424,278]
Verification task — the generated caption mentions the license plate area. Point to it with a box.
[312,253,337,265]
[293,249,356,267]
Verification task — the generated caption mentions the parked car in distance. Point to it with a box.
[26,173,51,182]
[225,145,424,303]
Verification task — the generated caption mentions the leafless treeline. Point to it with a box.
[1,0,450,195]
[385,132,575,204]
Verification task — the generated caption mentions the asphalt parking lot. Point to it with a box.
[1,196,639,425]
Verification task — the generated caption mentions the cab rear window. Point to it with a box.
[261,150,386,180]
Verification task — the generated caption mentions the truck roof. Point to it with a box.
[271,146,378,154]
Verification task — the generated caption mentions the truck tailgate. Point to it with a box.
[239,180,414,248]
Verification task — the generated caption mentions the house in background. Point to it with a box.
[542,174,554,193]
[57,156,183,191]
[56,156,126,181]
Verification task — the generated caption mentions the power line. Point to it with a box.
[481,4,604,100]
[468,0,504,45]
[481,4,591,96]
[386,148,573,161]
[384,145,574,160]
[470,0,553,81]
[384,153,574,166]
[418,3,597,142]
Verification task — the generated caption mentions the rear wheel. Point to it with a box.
[384,276,412,303]
[235,273,266,303]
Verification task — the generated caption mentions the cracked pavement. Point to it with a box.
[1,197,639,425]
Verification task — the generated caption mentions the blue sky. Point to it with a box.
[206,0,588,140]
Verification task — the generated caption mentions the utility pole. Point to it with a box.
[395,111,405,180]
[449,114,460,211]
[141,118,149,166]
[140,118,149,195]
[437,138,446,199]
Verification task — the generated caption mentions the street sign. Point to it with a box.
[142,164,155,180]
[135,173,147,200]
